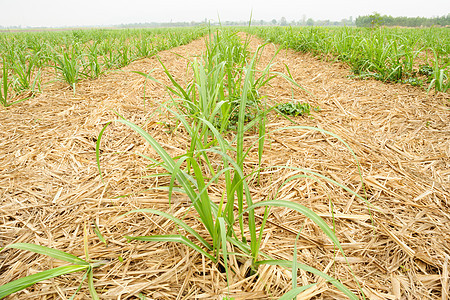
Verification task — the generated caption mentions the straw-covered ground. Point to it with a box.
[1,34,449,299]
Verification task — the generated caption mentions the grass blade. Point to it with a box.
[125,234,216,262]
[243,200,343,257]
[4,243,88,265]
[68,270,89,300]
[93,221,107,246]
[0,59,8,107]
[96,121,112,181]
[87,268,99,300]
[124,208,212,250]
[0,265,88,299]
[259,260,358,300]
[218,217,230,286]
[278,284,316,300]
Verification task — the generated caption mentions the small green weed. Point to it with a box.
[276,102,312,117]
[403,77,423,87]
[0,243,105,299]
[419,64,434,77]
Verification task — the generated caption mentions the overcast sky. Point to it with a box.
[1,0,449,27]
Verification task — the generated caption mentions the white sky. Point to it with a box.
[1,0,449,27]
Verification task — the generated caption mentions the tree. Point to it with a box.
[271,19,277,25]
[280,17,287,26]
[306,18,314,26]
[369,12,383,28]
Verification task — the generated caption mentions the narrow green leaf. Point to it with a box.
[130,69,161,85]
[278,284,316,300]
[0,265,88,299]
[244,200,343,255]
[124,208,212,250]
[68,270,89,300]
[87,269,99,300]
[4,243,88,265]
[96,121,112,182]
[93,221,107,246]
[259,260,358,300]
[125,234,216,262]
[218,217,230,286]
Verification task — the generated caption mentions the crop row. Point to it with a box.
[1,28,365,299]
[244,26,449,92]
[0,27,207,106]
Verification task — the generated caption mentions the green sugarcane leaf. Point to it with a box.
[0,265,88,299]
[93,221,107,246]
[260,260,358,300]
[125,234,216,262]
[124,208,212,250]
[87,269,99,300]
[4,243,88,265]
[278,284,316,300]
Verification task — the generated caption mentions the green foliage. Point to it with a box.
[0,57,9,107]
[11,50,41,93]
[419,65,434,77]
[97,28,366,299]
[276,102,311,117]
[0,27,208,104]
[0,243,105,299]
[52,45,85,92]
[200,29,255,131]
[2,26,370,299]
[97,117,365,299]
[0,56,29,107]
[85,41,103,79]
[427,49,449,93]
[403,77,423,87]
[245,26,449,91]
[367,12,383,28]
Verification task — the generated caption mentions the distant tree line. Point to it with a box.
[115,17,356,28]
[4,13,449,30]
[117,21,208,28]
[263,17,354,27]
[355,13,450,27]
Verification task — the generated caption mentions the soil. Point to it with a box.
[0,34,449,299]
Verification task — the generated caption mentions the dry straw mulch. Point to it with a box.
[1,34,449,300]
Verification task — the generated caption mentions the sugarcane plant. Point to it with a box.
[97,29,367,299]
[0,223,107,299]
[0,57,9,107]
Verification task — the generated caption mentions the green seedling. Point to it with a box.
[245,26,449,91]
[0,58,9,107]
[52,46,85,93]
[0,243,106,299]
[96,28,367,299]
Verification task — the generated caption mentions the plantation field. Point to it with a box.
[0,27,207,107]
[245,26,449,92]
[0,28,449,299]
